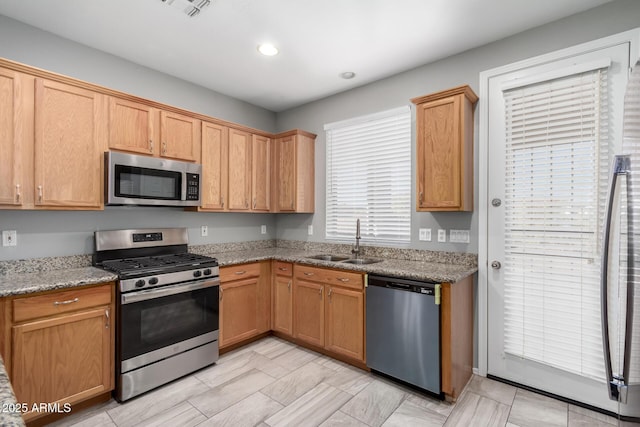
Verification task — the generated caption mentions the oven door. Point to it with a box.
[118,278,219,373]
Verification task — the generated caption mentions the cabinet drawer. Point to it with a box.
[13,284,112,323]
[274,262,293,277]
[220,262,261,282]
[295,265,363,291]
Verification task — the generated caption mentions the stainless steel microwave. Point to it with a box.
[105,152,202,207]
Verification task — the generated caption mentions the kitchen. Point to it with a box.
[0,0,639,426]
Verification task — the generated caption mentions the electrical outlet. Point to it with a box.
[418,228,431,241]
[450,229,470,243]
[308,225,314,235]
[261,225,267,234]
[437,229,447,243]
[201,225,208,237]
[2,230,17,247]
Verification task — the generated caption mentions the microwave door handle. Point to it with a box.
[182,171,188,202]
[601,155,631,403]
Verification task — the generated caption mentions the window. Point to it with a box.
[325,106,411,245]
[502,64,610,379]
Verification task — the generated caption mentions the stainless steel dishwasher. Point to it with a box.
[366,275,442,397]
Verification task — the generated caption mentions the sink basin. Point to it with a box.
[341,258,383,265]
[306,254,351,262]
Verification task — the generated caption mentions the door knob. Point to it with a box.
[491,261,502,269]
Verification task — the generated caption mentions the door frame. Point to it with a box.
[477,28,640,377]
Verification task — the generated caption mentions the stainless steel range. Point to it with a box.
[93,228,219,402]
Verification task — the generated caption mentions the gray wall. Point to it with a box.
[2,1,640,261]
[0,15,278,261]
[275,0,640,254]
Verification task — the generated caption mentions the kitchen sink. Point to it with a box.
[341,258,383,265]
[306,254,351,262]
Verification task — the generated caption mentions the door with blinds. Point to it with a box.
[487,43,629,414]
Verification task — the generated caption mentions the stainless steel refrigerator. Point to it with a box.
[602,60,640,424]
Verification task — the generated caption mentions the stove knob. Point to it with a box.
[193,270,202,278]
[148,277,159,285]
[203,268,212,276]
[135,279,146,288]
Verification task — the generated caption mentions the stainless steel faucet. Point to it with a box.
[351,218,361,258]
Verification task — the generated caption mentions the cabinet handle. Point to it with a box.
[328,288,332,299]
[303,272,314,276]
[15,184,20,203]
[221,196,224,209]
[162,141,167,154]
[245,199,249,208]
[235,270,247,275]
[291,201,294,210]
[253,198,257,209]
[149,140,154,152]
[220,288,223,301]
[53,297,79,306]
[287,280,291,291]
[105,308,110,329]
[419,191,424,205]
[337,277,350,282]
[319,287,323,299]
[278,267,289,272]
[37,185,43,203]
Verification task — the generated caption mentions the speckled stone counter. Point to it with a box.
[192,247,477,283]
[0,356,25,427]
[0,267,117,297]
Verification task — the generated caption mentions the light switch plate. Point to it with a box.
[2,230,17,247]
[450,229,470,243]
[200,225,208,237]
[308,225,314,235]
[261,225,267,234]
[419,228,431,241]
[437,229,447,243]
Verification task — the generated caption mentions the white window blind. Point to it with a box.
[502,67,609,380]
[325,107,411,245]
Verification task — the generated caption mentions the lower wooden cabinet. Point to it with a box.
[272,262,293,336]
[292,264,365,363]
[219,261,271,349]
[1,283,115,423]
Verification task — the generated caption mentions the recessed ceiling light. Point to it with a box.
[257,44,279,56]
[340,71,356,79]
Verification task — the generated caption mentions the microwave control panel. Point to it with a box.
[186,173,200,200]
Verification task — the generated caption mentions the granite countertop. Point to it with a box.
[0,356,25,427]
[199,248,477,284]
[0,267,118,298]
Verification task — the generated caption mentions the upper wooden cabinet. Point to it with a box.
[228,128,252,211]
[0,67,27,207]
[159,110,200,162]
[412,85,477,212]
[34,78,107,209]
[251,134,271,211]
[273,130,315,213]
[108,97,156,156]
[200,121,229,211]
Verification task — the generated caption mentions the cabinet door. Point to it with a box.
[159,110,199,162]
[108,97,156,156]
[227,129,251,210]
[12,307,112,422]
[293,280,324,348]
[219,277,258,348]
[251,134,270,211]
[34,79,106,209]
[201,122,228,210]
[273,275,293,336]
[325,286,364,361]
[276,135,296,211]
[416,95,462,210]
[0,68,27,207]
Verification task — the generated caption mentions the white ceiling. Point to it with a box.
[0,0,613,112]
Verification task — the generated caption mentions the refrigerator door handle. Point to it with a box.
[601,154,631,403]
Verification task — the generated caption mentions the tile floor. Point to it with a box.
[49,336,625,427]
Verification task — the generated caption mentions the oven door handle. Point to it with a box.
[121,278,220,305]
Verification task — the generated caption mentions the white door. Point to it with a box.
[487,43,629,414]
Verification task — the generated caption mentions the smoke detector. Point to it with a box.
[160,0,211,17]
